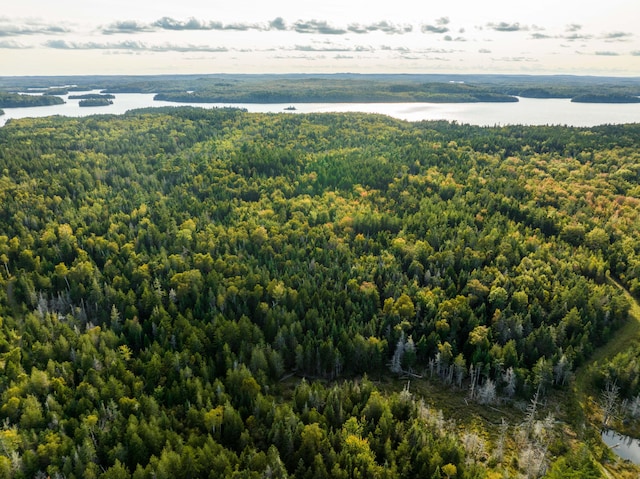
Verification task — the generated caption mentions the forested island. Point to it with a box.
[78,98,114,107]
[571,94,640,103]
[74,94,116,107]
[0,91,64,108]
[70,94,116,100]
[153,81,519,103]
[0,107,639,478]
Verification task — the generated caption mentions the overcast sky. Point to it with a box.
[2,0,640,76]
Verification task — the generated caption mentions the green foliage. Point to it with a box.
[0,108,638,476]
[0,91,64,108]
[79,98,114,107]
[571,93,640,103]
[544,447,601,478]
[153,80,519,103]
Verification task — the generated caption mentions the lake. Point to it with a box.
[2,91,640,127]
[601,429,640,464]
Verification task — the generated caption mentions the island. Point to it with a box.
[0,91,65,108]
[69,93,116,100]
[571,93,640,103]
[78,98,114,107]
[43,88,71,96]
[154,80,520,103]
[0,109,4,116]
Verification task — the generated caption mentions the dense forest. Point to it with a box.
[69,95,116,101]
[570,94,640,104]
[0,92,64,108]
[0,108,639,478]
[78,98,114,107]
[1,73,640,105]
[152,81,519,103]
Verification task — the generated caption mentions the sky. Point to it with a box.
[1,0,640,76]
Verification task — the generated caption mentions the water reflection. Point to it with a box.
[601,428,640,464]
[2,93,640,128]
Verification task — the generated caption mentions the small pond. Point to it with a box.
[601,429,640,464]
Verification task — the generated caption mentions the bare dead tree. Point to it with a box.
[601,380,620,427]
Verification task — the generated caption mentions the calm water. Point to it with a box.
[2,91,640,127]
[601,429,640,464]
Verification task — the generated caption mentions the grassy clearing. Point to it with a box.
[574,277,640,396]
[571,277,640,477]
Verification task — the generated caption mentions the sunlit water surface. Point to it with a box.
[2,93,640,127]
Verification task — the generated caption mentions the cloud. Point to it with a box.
[0,39,31,48]
[422,24,449,34]
[443,35,466,42]
[294,44,373,52]
[478,48,491,54]
[531,33,553,40]
[44,39,228,53]
[0,22,69,37]
[293,19,347,34]
[632,51,640,56]
[562,33,593,41]
[269,17,287,31]
[272,54,321,61]
[566,24,582,32]
[102,16,413,36]
[487,22,527,32]
[347,21,412,34]
[294,44,351,52]
[603,31,633,42]
[151,17,266,32]
[380,45,411,52]
[45,39,141,50]
[422,17,451,34]
[102,20,154,35]
[154,17,222,31]
[493,56,536,62]
[154,17,213,30]
[595,51,619,56]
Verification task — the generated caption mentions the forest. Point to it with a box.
[0,92,64,108]
[152,80,520,103]
[2,73,640,105]
[78,98,114,108]
[0,107,640,478]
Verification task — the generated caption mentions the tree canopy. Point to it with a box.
[0,107,638,477]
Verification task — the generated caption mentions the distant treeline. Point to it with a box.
[154,81,519,103]
[69,93,116,100]
[2,74,640,106]
[571,93,640,103]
